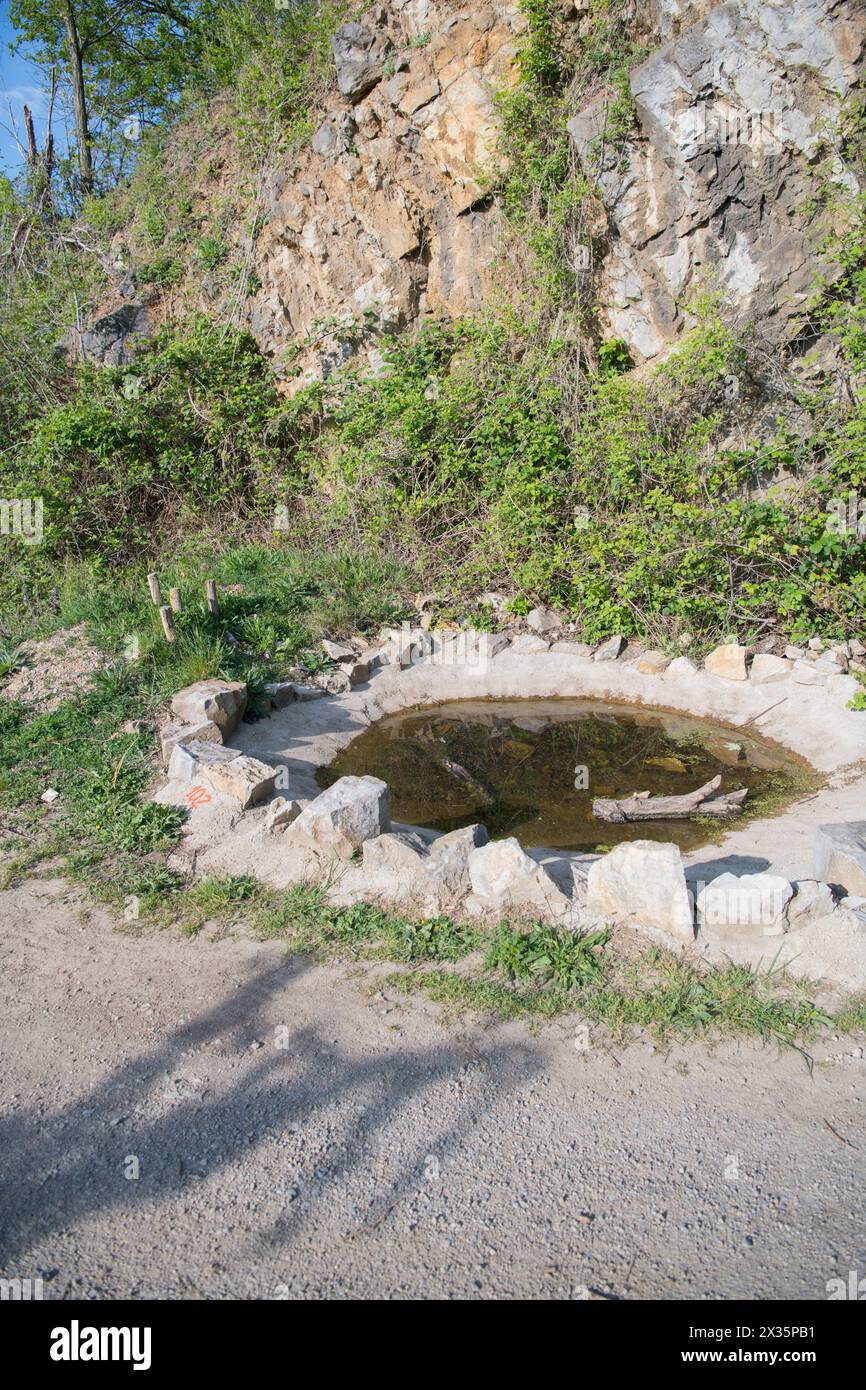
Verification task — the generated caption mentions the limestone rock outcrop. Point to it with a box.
[247,0,526,386]
[568,0,865,360]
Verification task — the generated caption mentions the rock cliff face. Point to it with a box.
[248,0,527,387]
[83,1,864,378]
[569,0,865,359]
[244,0,864,382]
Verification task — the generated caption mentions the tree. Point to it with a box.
[8,0,220,198]
[59,1,92,193]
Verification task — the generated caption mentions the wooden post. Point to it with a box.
[147,572,162,606]
[205,579,219,617]
[169,587,183,613]
[159,605,177,643]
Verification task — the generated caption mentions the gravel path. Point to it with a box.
[1,877,864,1300]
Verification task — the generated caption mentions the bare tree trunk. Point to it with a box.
[60,0,93,196]
[23,105,39,166]
[22,69,56,211]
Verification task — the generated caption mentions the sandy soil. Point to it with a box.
[1,875,864,1300]
[0,626,105,713]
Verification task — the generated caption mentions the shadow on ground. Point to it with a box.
[0,950,544,1278]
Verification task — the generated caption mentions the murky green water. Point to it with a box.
[318,698,814,853]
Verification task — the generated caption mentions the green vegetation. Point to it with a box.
[3,0,864,653]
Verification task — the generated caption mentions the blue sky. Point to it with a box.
[0,4,69,178]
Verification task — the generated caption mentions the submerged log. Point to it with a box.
[592,775,747,824]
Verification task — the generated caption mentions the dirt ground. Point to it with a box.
[1,875,864,1301]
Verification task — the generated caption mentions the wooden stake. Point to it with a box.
[159,605,177,643]
[169,587,183,613]
[147,572,162,606]
[205,579,219,617]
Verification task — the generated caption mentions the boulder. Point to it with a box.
[322,639,356,661]
[361,830,432,901]
[696,873,793,937]
[205,755,278,810]
[362,823,489,908]
[339,658,371,686]
[704,643,748,681]
[75,303,150,366]
[478,632,510,661]
[779,904,866,992]
[665,656,698,677]
[593,634,626,661]
[787,879,836,929]
[288,775,390,859]
[636,649,671,674]
[586,840,694,941]
[291,682,327,700]
[168,739,241,784]
[550,640,594,656]
[264,796,304,831]
[263,681,296,709]
[749,653,791,683]
[171,679,247,735]
[468,837,571,918]
[813,823,866,897]
[160,718,223,765]
[525,605,561,635]
[427,824,489,897]
[331,22,389,102]
[792,661,826,686]
[510,633,551,654]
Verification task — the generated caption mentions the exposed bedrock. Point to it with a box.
[568,0,866,359]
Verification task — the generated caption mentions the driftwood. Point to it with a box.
[592,775,747,824]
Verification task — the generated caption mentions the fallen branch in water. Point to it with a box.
[592,775,747,823]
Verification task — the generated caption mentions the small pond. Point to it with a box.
[317,699,815,853]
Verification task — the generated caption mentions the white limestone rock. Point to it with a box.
[525,606,561,635]
[204,755,278,810]
[749,653,791,683]
[704,643,748,681]
[170,679,247,735]
[593,634,626,661]
[264,796,304,831]
[288,775,391,859]
[814,822,866,898]
[510,633,551,654]
[168,739,241,785]
[696,873,794,938]
[787,879,836,928]
[665,656,698,677]
[636,649,672,674]
[160,719,223,765]
[468,837,571,918]
[586,840,694,941]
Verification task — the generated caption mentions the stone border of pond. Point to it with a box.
[153,634,866,990]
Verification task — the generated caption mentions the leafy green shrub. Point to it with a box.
[6,319,292,567]
[196,236,228,270]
